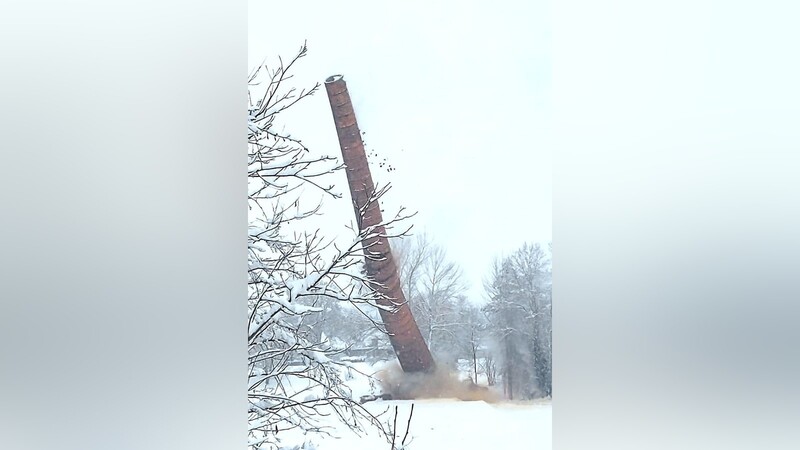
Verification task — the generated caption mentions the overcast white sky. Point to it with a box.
[249,0,551,302]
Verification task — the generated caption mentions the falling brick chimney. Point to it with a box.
[324,74,434,373]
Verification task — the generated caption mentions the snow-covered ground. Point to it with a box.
[273,361,551,450]
[341,398,551,450]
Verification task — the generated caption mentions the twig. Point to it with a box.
[401,403,414,447]
[390,405,399,450]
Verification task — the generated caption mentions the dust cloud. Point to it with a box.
[375,361,501,403]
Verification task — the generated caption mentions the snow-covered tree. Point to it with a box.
[247,43,407,449]
[509,243,552,397]
[483,243,552,399]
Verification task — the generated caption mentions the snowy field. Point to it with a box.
[271,361,551,450]
[331,399,552,450]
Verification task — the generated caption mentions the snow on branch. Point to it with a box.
[247,44,412,450]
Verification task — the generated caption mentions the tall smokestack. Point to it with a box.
[324,74,434,373]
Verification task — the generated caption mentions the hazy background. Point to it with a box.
[248,0,552,302]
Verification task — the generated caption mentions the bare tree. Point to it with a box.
[247,43,410,450]
[482,352,498,386]
[391,233,467,364]
[392,233,431,311]
[454,296,486,384]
